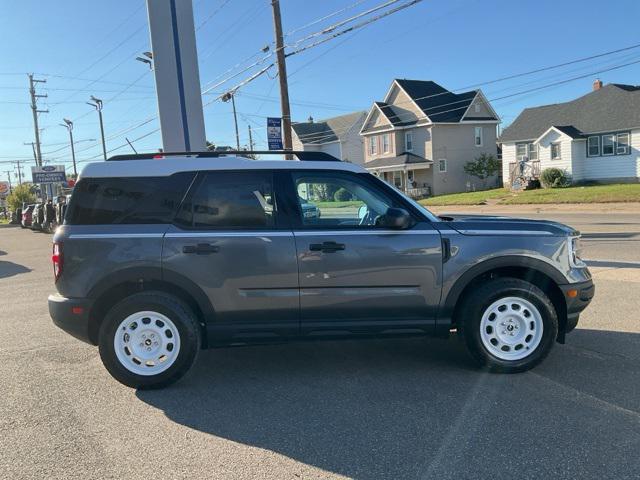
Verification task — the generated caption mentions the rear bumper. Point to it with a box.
[48,294,94,345]
[560,279,595,333]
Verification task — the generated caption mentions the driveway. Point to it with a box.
[0,217,638,480]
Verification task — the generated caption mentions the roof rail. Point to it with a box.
[107,150,341,162]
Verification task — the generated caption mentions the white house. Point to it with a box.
[291,111,367,164]
[500,80,640,186]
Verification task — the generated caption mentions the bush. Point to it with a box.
[6,183,36,212]
[540,168,570,188]
[333,187,353,202]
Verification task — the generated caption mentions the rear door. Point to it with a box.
[283,170,442,336]
[162,170,299,340]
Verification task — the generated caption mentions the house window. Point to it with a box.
[368,136,377,155]
[617,132,630,154]
[382,134,390,153]
[438,159,447,173]
[405,132,413,152]
[602,134,615,155]
[474,104,481,113]
[407,170,414,183]
[587,136,600,157]
[393,171,403,188]
[474,127,483,146]
[551,143,561,160]
[516,142,537,160]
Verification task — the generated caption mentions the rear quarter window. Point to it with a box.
[65,172,195,225]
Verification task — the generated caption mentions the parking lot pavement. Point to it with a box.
[1,215,639,480]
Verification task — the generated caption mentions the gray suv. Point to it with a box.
[48,151,594,389]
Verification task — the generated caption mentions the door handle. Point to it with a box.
[309,241,345,253]
[182,243,219,255]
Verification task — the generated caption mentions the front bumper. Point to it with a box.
[48,294,94,345]
[559,279,595,333]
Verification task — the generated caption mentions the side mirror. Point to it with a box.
[380,207,412,229]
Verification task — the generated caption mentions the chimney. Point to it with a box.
[593,79,603,91]
[308,115,314,123]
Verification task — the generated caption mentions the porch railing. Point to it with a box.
[404,186,431,199]
[509,160,540,185]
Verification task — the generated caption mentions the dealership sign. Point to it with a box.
[32,165,66,184]
[267,117,283,150]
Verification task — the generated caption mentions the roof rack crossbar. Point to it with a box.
[107,150,341,162]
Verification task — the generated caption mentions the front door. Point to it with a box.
[284,170,442,336]
[162,170,298,340]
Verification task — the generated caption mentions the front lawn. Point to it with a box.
[420,183,640,206]
[420,188,510,206]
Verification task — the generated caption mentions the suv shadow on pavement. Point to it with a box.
[0,260,31,279]
[136,330,640,480]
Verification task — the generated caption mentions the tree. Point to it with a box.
[6,183,36,212]
[464,153,501,189]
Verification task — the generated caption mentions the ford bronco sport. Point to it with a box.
[48,151,594,389]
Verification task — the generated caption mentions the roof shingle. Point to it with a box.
[500,84,640,142]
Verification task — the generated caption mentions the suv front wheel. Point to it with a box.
[458,277,558,373]
[98,291,201,389]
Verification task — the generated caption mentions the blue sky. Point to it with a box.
[1,0,639,175]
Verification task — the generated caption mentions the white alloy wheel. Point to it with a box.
[479,296,544,361]
[113,311,181,376]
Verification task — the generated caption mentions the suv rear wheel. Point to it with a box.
[458,277,558,373]
[98,291,201,389]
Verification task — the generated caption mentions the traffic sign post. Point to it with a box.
[267,117,283,150]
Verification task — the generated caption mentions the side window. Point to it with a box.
[291,172,396,228]
[66,173,194,225]
[176,171,276,229]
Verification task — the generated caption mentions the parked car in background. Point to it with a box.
[21,204,34,228]
[31,203,45,231]
[11,208,22,225]
[43,200,57,233]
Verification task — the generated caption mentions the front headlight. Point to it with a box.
[568,236,586,268]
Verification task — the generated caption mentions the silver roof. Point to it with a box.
[79,156,367,178]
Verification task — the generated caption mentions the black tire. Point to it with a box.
[457,277,558,373]
[98,291,201,389]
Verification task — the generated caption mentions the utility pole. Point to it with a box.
[248,125,254,151]
[23,142,37,165]
[87,96,107,160]
[28,74,48,167]
[14,161,23,185]
[60,119,78,177]
[222,91,241,151]
[4,171,12,193]
[270,0,293,159]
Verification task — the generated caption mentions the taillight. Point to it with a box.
[52,242,63,282]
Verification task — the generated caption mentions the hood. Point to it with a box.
[438,214,578,237]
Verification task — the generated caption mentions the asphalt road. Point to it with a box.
[1,213,639,480]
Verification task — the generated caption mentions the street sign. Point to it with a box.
[31,165,66,184]
[267,117,283,150]
[0,181,10,197]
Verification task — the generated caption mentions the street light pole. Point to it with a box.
[87,96,107,160]
[60,119,78,177]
